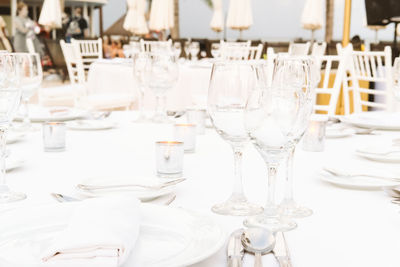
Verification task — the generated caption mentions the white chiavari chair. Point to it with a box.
[288,42,311,56]
[311,42,327,57]
[313,51,350,116]
[60,40,85,84]
[140,39,172,53]
[340,44,394,113]
[221,44,263,60]
[71,38,103,70]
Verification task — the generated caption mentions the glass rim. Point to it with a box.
[174,123,196,127]
[44,121,66,126]
[156,141,184,145]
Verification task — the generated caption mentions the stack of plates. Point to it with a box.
[67,120,117,131]
[341,111,400,130]
[356,143,400,163]
[76,176,184,201]
[15,106,87,122]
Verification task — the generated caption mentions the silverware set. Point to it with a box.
[76,178,186,191]
[227,228,292,267]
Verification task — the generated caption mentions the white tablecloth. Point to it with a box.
[4,111,400,267]
[86,59,212,111]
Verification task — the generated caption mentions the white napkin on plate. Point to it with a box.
[41,196,141,267]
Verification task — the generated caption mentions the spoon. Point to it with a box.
[241,227,276,267]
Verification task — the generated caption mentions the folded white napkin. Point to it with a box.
[41,196,141,267]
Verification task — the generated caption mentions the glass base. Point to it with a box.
[0,191,26,203]
[243,213,297,232]
[212,193,263,216]
[279,199,313,218]
[133,113,149,123]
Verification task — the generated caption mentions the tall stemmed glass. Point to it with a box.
[0,53,25,203]
[133,52,151,122]
[393,58,400,101]
[207,61,263,216]
[15,53,42,131]
[244,56,313,231]
[149,53,179,123]
[279,56,320,218]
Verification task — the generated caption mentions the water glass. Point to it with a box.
[174,124,196,152]
[186,109,206,135]
[155,141,184,178]
[43,122,66,152]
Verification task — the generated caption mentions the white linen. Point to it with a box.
[226,0,253,30]
[210,0,224,32]
[6,111,400,267]
[301,0,323,30]
[41,196,141,267]
[38,0,62,28]
[149,0,174,31]
[123,0,149,35]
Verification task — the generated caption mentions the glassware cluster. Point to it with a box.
[207,55,317,232]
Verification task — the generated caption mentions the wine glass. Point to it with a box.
[189,42,200,61]
[184,40,191,59]
[15,53,43,131]
[278,56,318,218]
[244,55,313,231]
[211,43,221,58]
[393,57,400,101]
[173,42,182,60]
[148,53,179,123]
[133,52,151,122]
[207,61,264,216]
[0,53,25,203]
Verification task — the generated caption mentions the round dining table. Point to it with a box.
[3,111,400,267]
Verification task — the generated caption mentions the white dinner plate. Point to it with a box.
[76,176,178,201]
[6,132,26,144]
[15,106,87,122]
[319,170,400,190]
[326,124,355,138]
[0,203,226,267]
[356,143,400,163]
[340,111,400,130]
[67,120,117,131]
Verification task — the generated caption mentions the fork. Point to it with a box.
[323,167,400,182]
[77,178,186,191]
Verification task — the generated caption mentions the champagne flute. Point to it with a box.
[133,52,151,122]
[207,61,263,216]
[190,42,200,61]
[393,57,400,101]
[148,53,179,123]
[278,56,318,218]
[173,42,182,60]
[15,53,43,131]
[244,56,313,231]
[0,53,25,203]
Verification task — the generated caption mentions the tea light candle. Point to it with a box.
[174,124,196,153]
[43,122,66,152]
[302,115,328,152]
[155,141,184,178]
[186,109,206,135]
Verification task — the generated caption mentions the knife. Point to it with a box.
[227,229,245,267]
[273,232,292,267]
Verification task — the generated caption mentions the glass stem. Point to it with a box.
[266,164,278,209]
[155,95,166,117]
[138,88,145,116]
[0,127,7,186]
[21,98,30,128]
[231,145,245,198]
[284,145,295,203]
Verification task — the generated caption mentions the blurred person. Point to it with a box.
[66,7,88,41]
[110,39,124,58]
[0,16,12,52]
[14,2,43,55]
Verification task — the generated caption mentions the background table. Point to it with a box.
[86,60,212,111]
[4,112,400,267]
